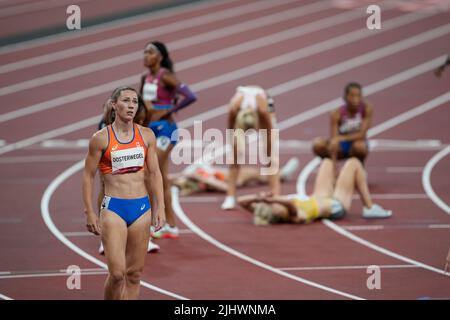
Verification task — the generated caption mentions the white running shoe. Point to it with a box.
[98,242,105,255]
[280,157,300,181]
[152,224,179,239]
[147,239,160,253]
[221,196,236,210]
[363,204,392,219]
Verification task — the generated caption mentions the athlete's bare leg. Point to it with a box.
[157,144,175,227]
[125,210,151,299]
[312,158,335,198]
[332,158,373,211]
[100,210,128,300]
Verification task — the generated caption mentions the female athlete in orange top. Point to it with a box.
[82,86,165,300]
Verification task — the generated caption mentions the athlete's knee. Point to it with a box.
[109,269,126,285]
[345,157,363,170]
[312,138,329,158]
[328,138,340,154]
[350,140,368,160]
[126,268,143,285]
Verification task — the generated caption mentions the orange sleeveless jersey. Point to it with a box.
[98,124,148,175]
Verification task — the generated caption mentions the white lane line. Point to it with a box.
[323,219,450,277]
[387,167,424,173]
[278,264,418,271]
[422,145,450,215]
[0,0,90,18]
[343,224,450,231]
[0,21,445,157]
[0,0,370,119]
[0,293,12,300]
[40,160,188,300]
[297,92,450,278]
[0,154,86,163]
[353,193,428,200]
[0,0,238,55]
[429,224,450,229]
[0,268,108,280]
[0,0,299,74]
[0,1,370,98]
[63,228,194,236]
[171,187,364,300]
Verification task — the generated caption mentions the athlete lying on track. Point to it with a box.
[237,158,392,226]
[171,157,299,197]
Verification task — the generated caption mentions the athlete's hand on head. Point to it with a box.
[85,211,101,236]
[152,207,166,232]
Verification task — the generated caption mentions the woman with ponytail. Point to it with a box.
[139,41,197,239]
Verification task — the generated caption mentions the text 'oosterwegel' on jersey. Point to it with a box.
[99,124,148,175]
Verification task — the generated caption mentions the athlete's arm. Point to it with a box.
[142,127,166,231]
[82,131,105,235]
[329,109,340,139]
[338,102,373,141]
[264,196,298,214]
[168,83,197,114]
[160,70,178,90]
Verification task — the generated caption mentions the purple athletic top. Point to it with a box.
[143,68,176,106]
[338,103,366,134]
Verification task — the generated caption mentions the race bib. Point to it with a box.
[156,136,171,151]
[111,147,145,174]
[143,83,158,102]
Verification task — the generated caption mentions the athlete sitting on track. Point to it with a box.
[312,82,373,169]
[221,85,279,210]
[238,157,392,226]
[82,86,165,300]
[172,157,299,196]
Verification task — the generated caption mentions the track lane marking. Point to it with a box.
[422,145,450,215]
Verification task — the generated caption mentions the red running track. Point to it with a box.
[0,0,449,300]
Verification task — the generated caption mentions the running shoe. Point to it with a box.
[99,242,105,255]
[147,239,160,253]
[152,224,179,239]
[280,157,300,181]
[362,204,392,219]
[221,196,236,210]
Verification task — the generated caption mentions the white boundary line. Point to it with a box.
[0,0,239,54]
[278,264,418,271]
[171,187,364,300]
[40,160,189,300]
[297,92,450,278]
[0,293,12,300]
[0,0,299,74]
[422,145,450,215]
